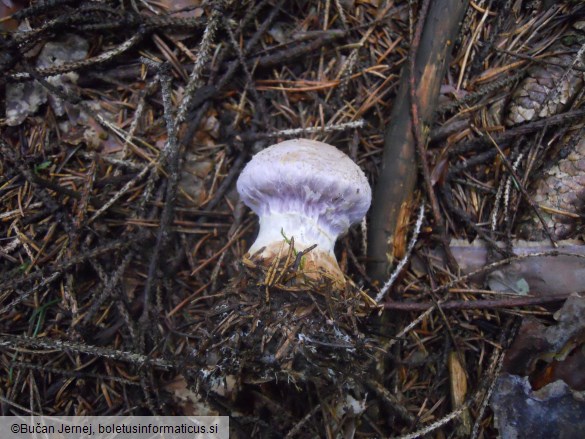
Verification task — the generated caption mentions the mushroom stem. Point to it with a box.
[249,211,336,257]
[248,210,344,283]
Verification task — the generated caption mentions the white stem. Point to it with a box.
[249,211,337,257]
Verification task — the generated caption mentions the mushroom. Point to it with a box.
[236,138,371,285]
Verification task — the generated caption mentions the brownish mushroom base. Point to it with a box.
[244,242,347,289]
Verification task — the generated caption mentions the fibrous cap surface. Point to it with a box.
[237,138,371,238]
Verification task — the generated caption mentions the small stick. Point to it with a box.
[0,335,174,370]
[384,292,574,311]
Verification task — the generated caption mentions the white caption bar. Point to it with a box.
[0,416,229,439]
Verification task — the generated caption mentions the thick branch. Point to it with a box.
[368,0,469,281]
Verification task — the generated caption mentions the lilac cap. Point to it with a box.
[237,139,371,252]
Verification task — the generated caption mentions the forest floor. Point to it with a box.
[1,1,584,437]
